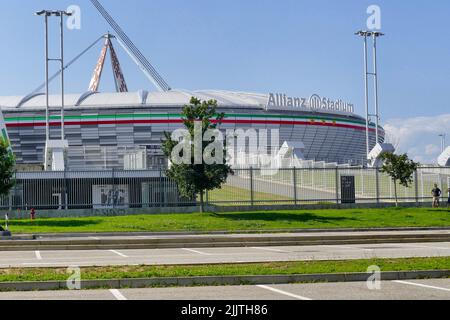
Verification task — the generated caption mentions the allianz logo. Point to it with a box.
[267,93,355,114]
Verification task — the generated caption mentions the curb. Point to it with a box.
[0,270,449,292]
[21,226,450,239]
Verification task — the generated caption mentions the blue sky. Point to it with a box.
[0,0,449,162]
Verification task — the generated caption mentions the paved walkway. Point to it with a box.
[32,228,450,241]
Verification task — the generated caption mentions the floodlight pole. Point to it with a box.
[36,10,72,142]
[60,13,65,140]
[439,134,446,153]
[363,34,370,159]
[44,12,50,141]
[355,31,371,160]
[355,30,385,163]
[372,32,383,145]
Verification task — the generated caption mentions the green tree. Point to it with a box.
[0,137,15,200]
[380,152,419,207]
[162,97,233,212]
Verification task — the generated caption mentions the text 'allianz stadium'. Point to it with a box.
[0,90,384,170]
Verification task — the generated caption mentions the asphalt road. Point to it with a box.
[2,241,450,268]
[0,279,449,300]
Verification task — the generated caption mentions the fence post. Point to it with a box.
[375,168,380,204]
[112,168,115,209]
[250,167,254,206]
[159,169,163,208]
[293,167,298,205]
[335,167,339,205]
[64,169,68,212]
[414,169,419,206]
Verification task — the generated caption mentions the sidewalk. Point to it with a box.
[2,228,450,251]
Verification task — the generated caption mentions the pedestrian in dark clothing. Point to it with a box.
[432,184,442,208]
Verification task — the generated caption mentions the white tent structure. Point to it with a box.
[367,143,396,168]
[438,147,450,167]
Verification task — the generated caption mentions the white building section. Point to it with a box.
[438,147,450,167]
[44,140,69,171]
[367,143,395,168]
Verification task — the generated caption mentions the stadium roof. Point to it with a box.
[0,90,267,110]
[0,89,361,119]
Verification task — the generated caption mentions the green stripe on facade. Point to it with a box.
[4,113,378,128]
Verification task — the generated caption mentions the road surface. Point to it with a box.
[2,241,450,268]
[0,279,449,300]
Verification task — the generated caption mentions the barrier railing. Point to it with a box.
[0,167,449,211]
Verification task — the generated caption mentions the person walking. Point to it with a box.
[432,184,442,208]
[30,208,36,220]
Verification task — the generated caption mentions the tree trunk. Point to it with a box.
[393,179,398,207]
[199,191,204,213]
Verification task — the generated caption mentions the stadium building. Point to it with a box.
[0,90,384,170]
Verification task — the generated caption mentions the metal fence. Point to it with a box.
[206,167,450,206]
[0,170,194,211]
[0,167,449,211]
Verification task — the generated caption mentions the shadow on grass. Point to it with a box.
[11,219,102,228]
[211,212,356,223]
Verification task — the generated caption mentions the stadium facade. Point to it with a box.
[0,90,384,170]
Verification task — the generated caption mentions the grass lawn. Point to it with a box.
[6,207,450,234]
[0,257,449,283]
[207,185,294,205]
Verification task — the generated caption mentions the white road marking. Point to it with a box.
[35,251,42,260]
[257,285,312,300]
[89,236,100,240]
[109,289,127,300]
[401,244,450,251]
[394,280,450,292]
[326,245,374,251]
[182,248,211,256]
[109,250,128,258]
[251,247,290,253]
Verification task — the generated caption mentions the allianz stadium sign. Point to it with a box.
[267,93,355,114]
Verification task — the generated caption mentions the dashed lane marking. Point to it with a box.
[394,280,450,293]
[109,250,128,258]
[182,248,212,256]
[109,289,127,300]
[35,251,42,260]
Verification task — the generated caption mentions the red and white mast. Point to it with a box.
[88,33,128,93]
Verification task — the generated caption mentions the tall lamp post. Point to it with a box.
[355,30,385,161]
[35,10,73,142]
[372,31,384,145]
[439,134,446,153]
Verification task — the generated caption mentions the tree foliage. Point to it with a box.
[0,138,15,199]
[380,152,419,206]
[161,97,233,212]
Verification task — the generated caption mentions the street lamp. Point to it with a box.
[439,134,446,153]
[35,10,73,142]
[355,30,385,162]
[355,30,371,160]
[371,31,384,146]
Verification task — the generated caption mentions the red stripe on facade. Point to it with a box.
[5,119,378,133]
